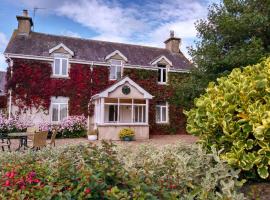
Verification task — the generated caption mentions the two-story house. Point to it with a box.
[4,10,191,140]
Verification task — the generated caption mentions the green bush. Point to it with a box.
[185,58,270,180]
[0,142,244,199]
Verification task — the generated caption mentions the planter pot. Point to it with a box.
[123,136,133,141]
[88,135,97,141]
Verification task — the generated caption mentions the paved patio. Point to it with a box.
[6,135,198,151]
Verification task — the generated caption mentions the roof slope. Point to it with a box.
[4,31,191,70]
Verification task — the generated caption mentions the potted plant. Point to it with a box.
[119,128,135,141]
[87,129,98,141]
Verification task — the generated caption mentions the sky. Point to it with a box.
[0,0,220,71]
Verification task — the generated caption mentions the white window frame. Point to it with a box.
[53,54,69,78]
[51,97,69,123]
[156,102,169,124]
[157,64,167,84]
[109,59,122,81]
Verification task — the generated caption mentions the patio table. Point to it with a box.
[8,132,34,151]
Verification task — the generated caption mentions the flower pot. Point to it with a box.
[88,135,97,141]
[123,136,133,141]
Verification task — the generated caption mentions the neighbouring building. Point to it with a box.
[4,10,191,140]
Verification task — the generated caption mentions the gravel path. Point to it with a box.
[5,134,197,151]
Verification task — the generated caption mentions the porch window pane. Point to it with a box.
[119,105,132,123]
[134,105,145,123]
[60,104,68,121]
[52,104,59,122]
[109,105,118,122]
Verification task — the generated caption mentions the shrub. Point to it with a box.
[0,142,244,199]
[59,115,87,138]
[0,114,30,133]
[119,128,135,140]
[185,58,270,179]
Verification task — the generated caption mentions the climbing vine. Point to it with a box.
[7,59,187,134]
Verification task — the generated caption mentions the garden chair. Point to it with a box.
[49,130,57,147]
[27,126,37,142]
[0,133,11,152]
[32,131,48,150]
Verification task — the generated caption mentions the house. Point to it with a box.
[0,71,7,111]
[4,10,191,140]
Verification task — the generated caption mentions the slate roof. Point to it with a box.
[4,31,191,70]
[0,71,6,96]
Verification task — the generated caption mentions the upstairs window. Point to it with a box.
[158,64,167,84]
[109,59,122,80]
[53,54,69,77]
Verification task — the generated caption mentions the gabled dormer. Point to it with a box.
[49,43,74,78]
[105,50,127,81]
[150,55,172,85]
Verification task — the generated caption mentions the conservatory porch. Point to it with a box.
[89,77,153,140]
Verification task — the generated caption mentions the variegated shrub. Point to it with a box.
[185,58,270,179]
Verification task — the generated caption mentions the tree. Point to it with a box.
[177,0,270,108]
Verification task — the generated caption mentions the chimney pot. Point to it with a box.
[164,30,181,53]
[23,9,28,17]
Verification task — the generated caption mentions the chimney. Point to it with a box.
[16,9,33,36]
[164,30,181,53]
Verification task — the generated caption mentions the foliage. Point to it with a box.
[185,58,270,179]
[118,128,135,140]
[0,113,30,133]
[124,68,186,134]
[58,115,87,138]
[177,0,270,108]
[0,142,244,199]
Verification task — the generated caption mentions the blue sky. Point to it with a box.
[0,0,220,71]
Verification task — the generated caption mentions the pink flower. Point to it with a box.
[3,180,11,187]
[85,188,91,194]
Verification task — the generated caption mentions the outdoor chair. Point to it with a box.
[27,126,37,141]
[0,133,11,152]
[49,130,57,147]
[32,131,48,150]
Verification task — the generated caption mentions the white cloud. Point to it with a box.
[18,0,211,58]
[61,30,82,38]
[0,32,8,71]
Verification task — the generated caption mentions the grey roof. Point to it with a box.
[0,71,6,96]
[4,31,191,70]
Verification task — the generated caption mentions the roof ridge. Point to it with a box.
[31,31,169,51]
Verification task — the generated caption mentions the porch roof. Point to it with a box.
[91,76,153,100]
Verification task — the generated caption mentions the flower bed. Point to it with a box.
[58,115,87,138]
[0,114,30,133]
[0,142,244,199]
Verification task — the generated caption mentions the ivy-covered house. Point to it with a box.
[4,10,191,140]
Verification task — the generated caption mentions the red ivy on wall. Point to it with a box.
[7,59,186,134]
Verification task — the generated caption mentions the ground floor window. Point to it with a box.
[108,105,118,122]
[156,102,168,123]
[134,105,145,123]
[51,97,68,123]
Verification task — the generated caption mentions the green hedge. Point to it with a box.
[185,58,270,180]
[0,142,244,199]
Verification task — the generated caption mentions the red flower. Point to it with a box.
[85,188,91,194]
[3,180,11,187]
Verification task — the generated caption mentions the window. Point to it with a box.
[134,105,146,123]
[158,64,167,84]
[156,102,168,123]
[53,55,69,77]
[108,105,118,122]
[109,59,122,80]
[51,97,68,123]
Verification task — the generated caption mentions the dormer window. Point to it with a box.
[109,59,122,80]
[158,64,167,84]
[53,54,69,77]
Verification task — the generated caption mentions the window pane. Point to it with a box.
[162,106,166,122]
[116,66,121,80]
[110,66,116,80]
[60,104,68,121]
[156,106,161,122]
[111,60,122,65]
[62,59,68,75]
[52,104,59,122]
[54,59,60,75]
[162,68,166,82]
[158,68,161,82]
[109,105,117,122]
